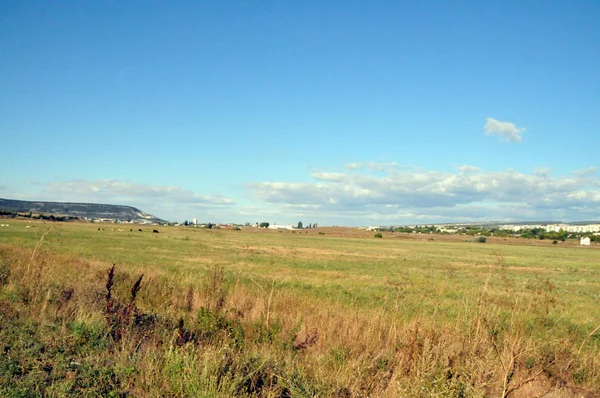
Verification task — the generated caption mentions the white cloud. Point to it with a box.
[248,163,600,224]
[345,162,364,170]
[45,179,234,206]
[7,165,599,225]
[366,162,398,171]
[572,167,597,177]
[310,172,347,182]
[484,117,525,142]
[455,165,481,174]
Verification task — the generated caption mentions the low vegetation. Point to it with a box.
[1,221,599,397]
[392,224,600,243]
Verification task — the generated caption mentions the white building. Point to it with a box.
[545,224,567,233]
[192,218,197,225]
[580,237,591,246]
[498,224,545,232]
[366,226,382,231]
[499,223,600,234]
[268,223,294,230]
[547,224,600,233]
[438,227,458,234]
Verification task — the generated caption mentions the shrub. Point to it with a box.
[374,233,383,238]
[476,236,487,243]
[553,240,558,245]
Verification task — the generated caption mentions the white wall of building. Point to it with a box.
[580,237,591,246]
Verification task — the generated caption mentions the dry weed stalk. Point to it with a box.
[578,323,600,355]
[249,276,281,329]
[205,265,226,312]
[124,273,144,319]
[176,317,187,346]
[106,264,115,315]
[266,279,276,330]
[104,265,144,341]
[26,227,52,274]
[407,317,420,375]
[184,285,194,312]
[474,266,493,340]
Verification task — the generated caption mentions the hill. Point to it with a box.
[0,198,166,223]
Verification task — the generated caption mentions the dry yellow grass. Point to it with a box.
[0,220,599,396]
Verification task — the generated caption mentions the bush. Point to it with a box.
[553,240,558,245]
[374,233,383,238]
[476,236,487,243]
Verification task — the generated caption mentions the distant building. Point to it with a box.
[268,223,294,230]
[545,224,600,233]
[438,227,458,234]
[192,218,197,225]
[498,223,600,234]
[580,237,591,246]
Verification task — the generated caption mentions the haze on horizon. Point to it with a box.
[1,2,599,225]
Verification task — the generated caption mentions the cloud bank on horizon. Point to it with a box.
[45,180,235,207]
[5,162,599,225]
[246,162,600,224]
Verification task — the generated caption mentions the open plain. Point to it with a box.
[1,220,599,397]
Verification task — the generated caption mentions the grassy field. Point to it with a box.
[1,219,599,397]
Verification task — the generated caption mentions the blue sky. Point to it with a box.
[1,1,599,225]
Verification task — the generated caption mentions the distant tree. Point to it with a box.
[184,220,188,226]
[308,223,312,228]
[207,222,213,229]
[297,221,303,229]
[558,228,567,241]
[259,222,270,228]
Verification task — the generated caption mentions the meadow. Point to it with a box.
[1,219,599,397]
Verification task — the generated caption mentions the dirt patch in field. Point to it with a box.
[182,256,215,264]
[234,245,406,260]
[448,261,560,273]
[230,260,377,286]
